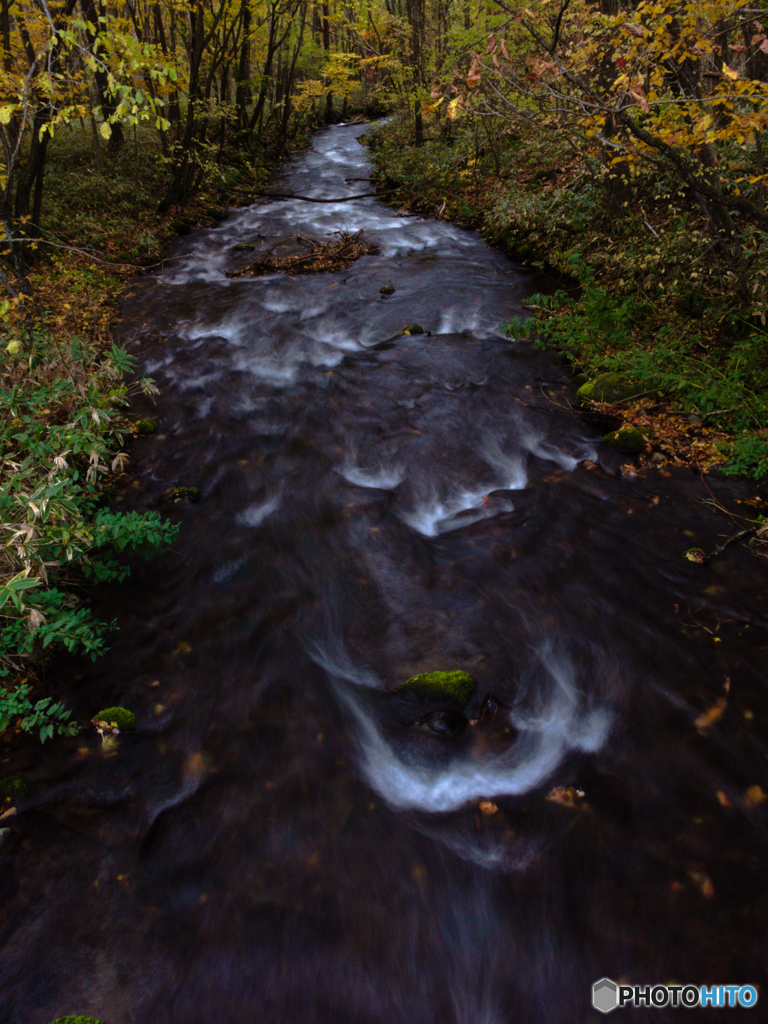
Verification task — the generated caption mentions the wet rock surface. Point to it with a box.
[1,125,768,1024]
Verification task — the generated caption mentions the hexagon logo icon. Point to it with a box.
[593,978,619,1014]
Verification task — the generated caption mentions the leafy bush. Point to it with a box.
[0,324,178,740]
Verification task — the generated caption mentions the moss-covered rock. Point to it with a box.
[49,1017,107,1024]
[135,418,157,435]
[577,373,635,404]
[92,707,136,732]
[380,284,395,296]
[401,323,424,335]
[231,242,256,252]
[395,671,476,708]
[602,426,645,455]
[0,776,28,802]
[159,486,200,504]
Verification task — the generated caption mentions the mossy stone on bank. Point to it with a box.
[93,707,136,732]
[577,373,635,404]
[0,776,28,802]
[135,418,158,435]
[603,426,645,455]
[395,671,476,708]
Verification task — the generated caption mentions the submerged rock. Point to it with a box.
[603,426,645,455]
[413,709,469,738]
[380,284,395,296]
[92,707,136,733]
[134,418,158,435]
[577,373,635,404]
[395,670,476,708]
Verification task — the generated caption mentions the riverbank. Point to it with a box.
[367,115,768,484]
[0,112,334,746]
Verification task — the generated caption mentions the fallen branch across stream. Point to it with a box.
[225,230,380,277]
[261,189,396,203]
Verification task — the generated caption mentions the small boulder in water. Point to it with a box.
[602,426,645,455]
[396,670,476,708]
[577,373,635,404]
[401,324,425,335]
[159,486,200,505]
[92,707,136,733]
[49,1018,108,1024]
[134,418,158,435]
[380,284,395,296]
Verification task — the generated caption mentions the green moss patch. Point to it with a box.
[396,671,476,708]
[92,707,136,732]
[134,418,158,435]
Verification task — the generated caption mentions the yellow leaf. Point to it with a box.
[0,106,14,125]
[722,63,739,80]
[99,122,112,140]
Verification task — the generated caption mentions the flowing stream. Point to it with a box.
[2,124,768,1024]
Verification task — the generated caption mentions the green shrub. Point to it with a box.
[0,325,178,740]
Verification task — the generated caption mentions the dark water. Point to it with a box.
[2,125,768,1024]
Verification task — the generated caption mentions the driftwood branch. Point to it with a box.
[261,189,396,203]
